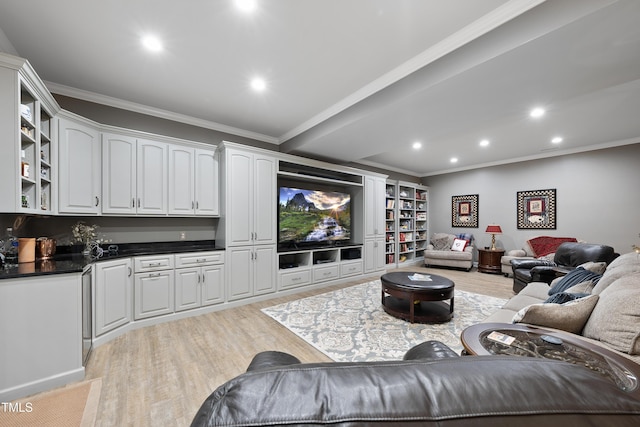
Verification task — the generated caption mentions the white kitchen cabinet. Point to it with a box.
[168,146,219,216]
[133,254,174,320]
[174,251,225,311]
[221,147,276,246]
[94,258,133,336]
[58,116,102,214]
[134,270,174,320]
[102,133,168,215]
[227,245,276,302]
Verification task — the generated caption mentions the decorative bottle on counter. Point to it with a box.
[4,228,18,266]
[20,150,30,179]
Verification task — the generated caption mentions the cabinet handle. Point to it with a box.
[197,274,201,283]
[95,196,100,207]
[192,201,195,209]
[137,198,141,208]
[149,273,161,278]
[196,201,199,210]
[128,267,132,277]
[132,198,136,208]
[148,262,162,267]
[196,258,206,263]
[201,274,205,284]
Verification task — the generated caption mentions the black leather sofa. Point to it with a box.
[190,341,640,426]
[510,242,617,293]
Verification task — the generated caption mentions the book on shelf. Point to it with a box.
[386,199,395,209]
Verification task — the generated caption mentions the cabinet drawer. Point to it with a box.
[313,264,339,283]
[341,261,363,277]
[279,269,311,290]
[134,254,174,272]
[175,251,224,268]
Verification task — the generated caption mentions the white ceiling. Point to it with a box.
[1,0,639,177]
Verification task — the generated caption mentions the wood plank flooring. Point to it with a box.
[84,266,514,426]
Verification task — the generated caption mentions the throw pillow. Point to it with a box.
[583,273,640,355]
[564,280,595,295]
[544,292,590,304]
[592,262,640,295]
[526,236,578,258]
[578,261,607,275]
[512,294,599,334]
[431,233,452,251]
[547,267,602,296]
[451,238,467,252]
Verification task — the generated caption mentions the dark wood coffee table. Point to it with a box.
[461,322,640,395]
[380,272,454,323]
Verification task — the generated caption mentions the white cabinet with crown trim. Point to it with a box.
[102,133,168,215]
[168,146,219,216]
[58,115,102,214]
[94,257,133,337]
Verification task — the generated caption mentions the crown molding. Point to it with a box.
[45,81,279,144]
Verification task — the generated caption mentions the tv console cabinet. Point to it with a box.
[278,245,364,290]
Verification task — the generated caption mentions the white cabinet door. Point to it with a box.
[227,150,253,245]
[134,270,174,319]
[254,245,276,295]
[364,238,386,273]
[168,146,195,215]
[225,149,276,246]
[94,258,132,336]
[194,148,219,216]
[364,176,386,239]
[227,246,253,301]
[137,139,168,214]
[253,154,276,244]
[174,267,200,312]
[201,264,225,306]
[58,117,101,214]
[102,133,136,214]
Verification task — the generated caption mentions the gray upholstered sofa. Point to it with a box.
[423,233,474,271]
[485,251,640,363]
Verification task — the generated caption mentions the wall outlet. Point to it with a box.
[180,232,186,240]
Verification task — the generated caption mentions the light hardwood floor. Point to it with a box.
[84,266,514,426]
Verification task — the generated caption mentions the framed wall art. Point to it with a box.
[517,188,556,229]
[452,194,478,228]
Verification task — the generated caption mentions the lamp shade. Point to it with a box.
[485,224,502,234]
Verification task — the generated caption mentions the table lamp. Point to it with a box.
[485,224,502,250]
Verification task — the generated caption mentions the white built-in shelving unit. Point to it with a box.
[385,181,428,267]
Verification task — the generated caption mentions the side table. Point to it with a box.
[477,248,504,274]
[460,322,640,396]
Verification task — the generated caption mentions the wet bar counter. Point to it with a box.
[0,240,222,279]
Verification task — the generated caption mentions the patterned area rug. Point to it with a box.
[262,280,507,361]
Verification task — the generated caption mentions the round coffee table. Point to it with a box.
[380,272,454,323]
[461,322,640,395]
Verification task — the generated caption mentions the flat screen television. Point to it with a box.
[278,186,351,249]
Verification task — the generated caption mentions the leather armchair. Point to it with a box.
[511,242,617,293]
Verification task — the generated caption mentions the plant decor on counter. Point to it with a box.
[71,221,99,256]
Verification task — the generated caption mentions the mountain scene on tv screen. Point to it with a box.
[279,188,351,243]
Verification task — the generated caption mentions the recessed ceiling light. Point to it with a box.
[250,77,266,92]
[551,136,563,144]
[530,107,545,118]
[141,35,163,52]
[479,139,490,147]
[412,142,422,150]
[235,0,257,12]
[450,157,458,163]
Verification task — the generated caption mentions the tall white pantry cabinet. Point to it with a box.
[218,143,277,302]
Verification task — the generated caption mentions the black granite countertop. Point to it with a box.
[0,240,223,280]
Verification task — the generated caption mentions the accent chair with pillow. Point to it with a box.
[500,235,578,277]
[423,233,474,271]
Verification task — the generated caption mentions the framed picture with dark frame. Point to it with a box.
[517,188,557,229]
[452,194,479,228]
